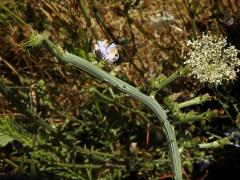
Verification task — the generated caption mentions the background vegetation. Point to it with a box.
[0,0,240,179]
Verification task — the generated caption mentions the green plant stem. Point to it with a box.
[43,39,182,180]
[174,110,217,125]
[178,94,212,109]
[154,66,190,90]
[199,137,231,149]
[4,158,19,169]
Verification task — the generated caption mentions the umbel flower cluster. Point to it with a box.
[184,32,240,85]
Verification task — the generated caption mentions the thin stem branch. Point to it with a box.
[178,94,212,109]
[199,137,231,149]
[154,65,190,90]
[174,110,217,125]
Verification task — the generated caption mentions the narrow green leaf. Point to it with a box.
[0,133,16,147]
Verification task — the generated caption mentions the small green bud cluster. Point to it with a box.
[28,31,49,47]
[184,32,240,85]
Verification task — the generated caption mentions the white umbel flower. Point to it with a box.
[184,32,240,85]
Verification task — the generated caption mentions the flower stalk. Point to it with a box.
[199,137,231,149]
[178,93,212,109]
[154,65,190,90]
